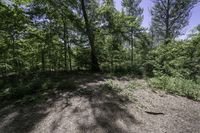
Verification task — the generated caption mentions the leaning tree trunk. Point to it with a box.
[80,0,100,72]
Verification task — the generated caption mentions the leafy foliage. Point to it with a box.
[149,76,200,101]
[151,0,197,44]
[145,34,200,80]
[0,0,200,103]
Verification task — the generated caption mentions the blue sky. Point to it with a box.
[114,0,200,39]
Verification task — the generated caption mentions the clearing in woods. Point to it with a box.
[0,73,200,133]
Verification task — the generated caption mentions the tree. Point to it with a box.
[122,0,143,70]
[189,24,200,38]
[122,0,143,20]
[0,2,30,74]
[80,0,100,72]
[151,0,197,44]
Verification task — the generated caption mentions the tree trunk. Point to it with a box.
[130,37,134,71]
[12,36,15,71]
[41,48,45,72]
[165,0,170,45]
[63,20,68,70]
[80,0,100,72]
[68,44,72,71]
[11,34,19,74]
[110,50,114,73]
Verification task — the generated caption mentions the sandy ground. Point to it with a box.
[0,75,200,133]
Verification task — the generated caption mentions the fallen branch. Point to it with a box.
[145,111,164,115]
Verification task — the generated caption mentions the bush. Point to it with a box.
[149,76,200,101]
[145,38,200,79]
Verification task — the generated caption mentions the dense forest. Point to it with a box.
[1,0,200,132]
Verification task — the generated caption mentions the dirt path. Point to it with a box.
[0,75,200,133]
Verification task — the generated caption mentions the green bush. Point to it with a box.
[149,76,200,101]
[145,36,200,79]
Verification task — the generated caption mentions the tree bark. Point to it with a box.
[130,35,134,71]
[41,48,45,72]
[68,44,72,71]
[63,19,68,70]
[80,0,100,72]
[165,0,170,45]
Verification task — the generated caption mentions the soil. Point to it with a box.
[0,74,200,133]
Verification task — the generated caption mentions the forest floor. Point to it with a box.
[0,73,200,133]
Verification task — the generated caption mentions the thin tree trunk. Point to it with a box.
[11,34,18,73]
[41,47,45,72]
[68,43,72,71]
[130,38,134,71]
[110,45,114,73]
[165,0,170,45]
[3,53,7,77]
[63,20,68,70]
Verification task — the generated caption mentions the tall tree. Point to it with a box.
[122,0,143,69]
[0,2,29,74]
[80,0,100,72]
[122,0,143,20]
[151,0,197,44]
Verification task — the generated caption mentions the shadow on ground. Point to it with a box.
[0,72,139,133]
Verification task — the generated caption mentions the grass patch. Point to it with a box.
[149,76,200,101]
[101,80,123,92]
[100,80,136,102]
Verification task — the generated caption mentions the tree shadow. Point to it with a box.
[0,72,140,133]
[0,104,49,133]
[75,85,141,133]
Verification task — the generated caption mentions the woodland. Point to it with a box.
[0,0,200,132]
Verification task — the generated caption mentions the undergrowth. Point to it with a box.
[101,80,138,102]
[0,73,77,105]
[149,76,200,101]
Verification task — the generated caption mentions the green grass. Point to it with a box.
[100,80,137,102]
[149,76,200,101]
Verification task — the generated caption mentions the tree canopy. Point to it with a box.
[0,0,199,76]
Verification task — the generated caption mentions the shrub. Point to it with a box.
[149,76,200,101]
[145,38,200,80]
